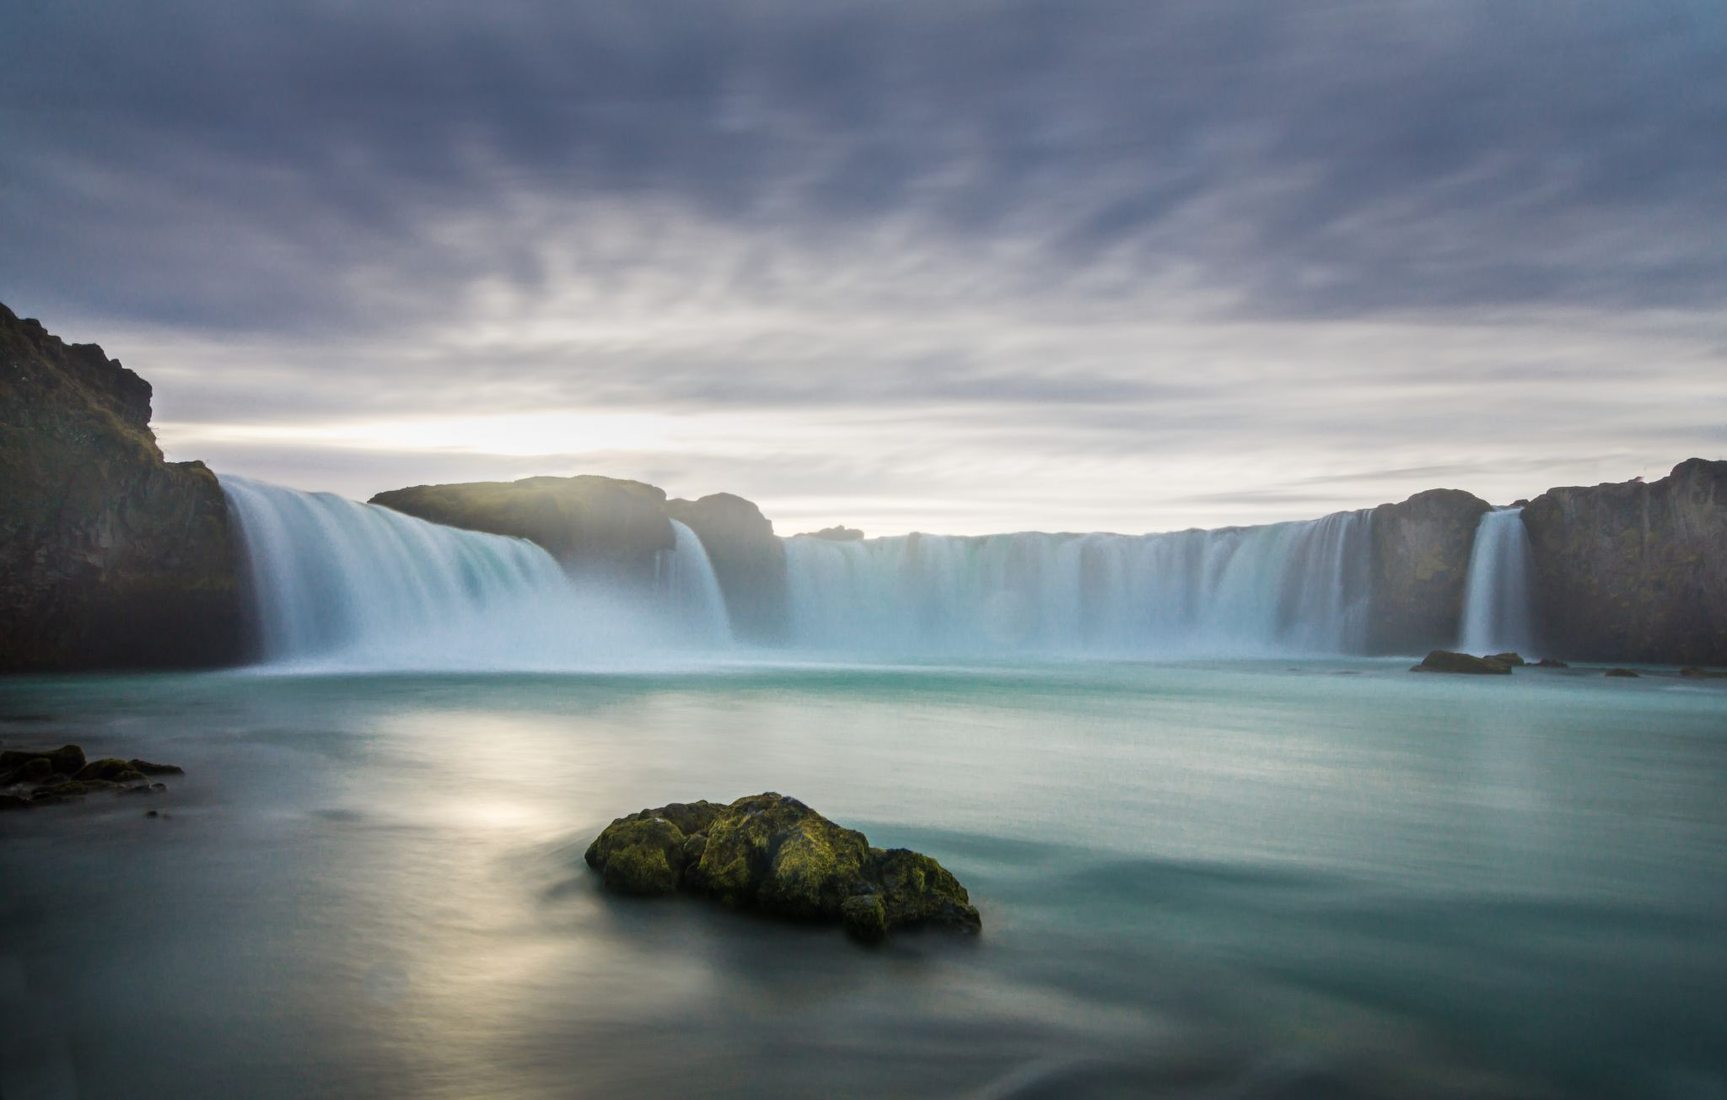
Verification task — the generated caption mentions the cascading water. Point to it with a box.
[782,510,1375,656]
[1459,507,1537,655]
[220,476,733,670]
[658,520,733,645]
[223,473,1386,666]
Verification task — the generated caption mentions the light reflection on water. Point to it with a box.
[1,660,1724,1098]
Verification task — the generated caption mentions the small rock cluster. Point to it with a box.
[0,744,182,810]
[1410,650,1727,679]
[585,792,981,944]
[1410,650,1523,674]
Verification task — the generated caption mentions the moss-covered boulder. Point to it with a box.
[0,303,244,671]
[583,800,723,895]
[1410,650,1513,674]
[585,793,981,943]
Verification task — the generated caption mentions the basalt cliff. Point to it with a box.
[1522,460,1727,665]
[0,303,244,671]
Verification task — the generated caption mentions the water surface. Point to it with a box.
[2,660,1723,1098]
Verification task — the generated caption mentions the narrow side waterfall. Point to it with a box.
[783,510,1375,656]
[659,520,733,644]
[1459,507,1537,655]
[221,476,732,670]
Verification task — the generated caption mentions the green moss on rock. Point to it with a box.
[586,792,981,943]
[583,803,723,896]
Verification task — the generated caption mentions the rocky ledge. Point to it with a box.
[0,744,182,810]
[585,792,981,944]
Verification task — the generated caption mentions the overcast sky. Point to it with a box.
[4,1,1723,535]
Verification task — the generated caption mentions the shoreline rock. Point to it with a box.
[0,743,180,810]
[584,792,981,944]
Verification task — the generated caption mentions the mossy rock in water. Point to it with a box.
[0,746,180,809]
[583,800,724,895]
[129,758,185,776]
[586,792,980,943]
[686,792,872,918]
[1410,650,1513,675]
[1604,668,1641,678]
[75,758,148,784]
[872,848,983,933]
[0,744,86,778]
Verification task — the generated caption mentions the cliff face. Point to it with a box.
[370,476,676,584]
[667,493,787,641]
[1522,460,1727,664]
[0,303,244,671]
[1367,489,1491,655]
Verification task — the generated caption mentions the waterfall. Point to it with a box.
[222,473,1386,665]
[659,520,733,644]
[1459,507,1536,655]
[782,510,1375,656]
[220,476,731,670]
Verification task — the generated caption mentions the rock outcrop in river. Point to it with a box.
[1521,459,1727,665]
[0,303,243,671]
[585,792,982,943]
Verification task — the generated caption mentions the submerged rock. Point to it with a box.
[1604,668,1641,678]
[1534,657,1570,668]
[585,793,981,943]
[1410,650,1514,675]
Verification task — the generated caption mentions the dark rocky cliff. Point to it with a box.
[1367,489,1491,655]
[1522,460,1727,664]
[667,493,787,641]
[0,303,244,671]
[370,476,676,585]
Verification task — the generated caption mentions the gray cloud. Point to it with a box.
[4,0,1724,332]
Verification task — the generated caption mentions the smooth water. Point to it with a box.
[1459,508,1537,656]
[783,511,1374,657]
[3,661,1723,1099]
